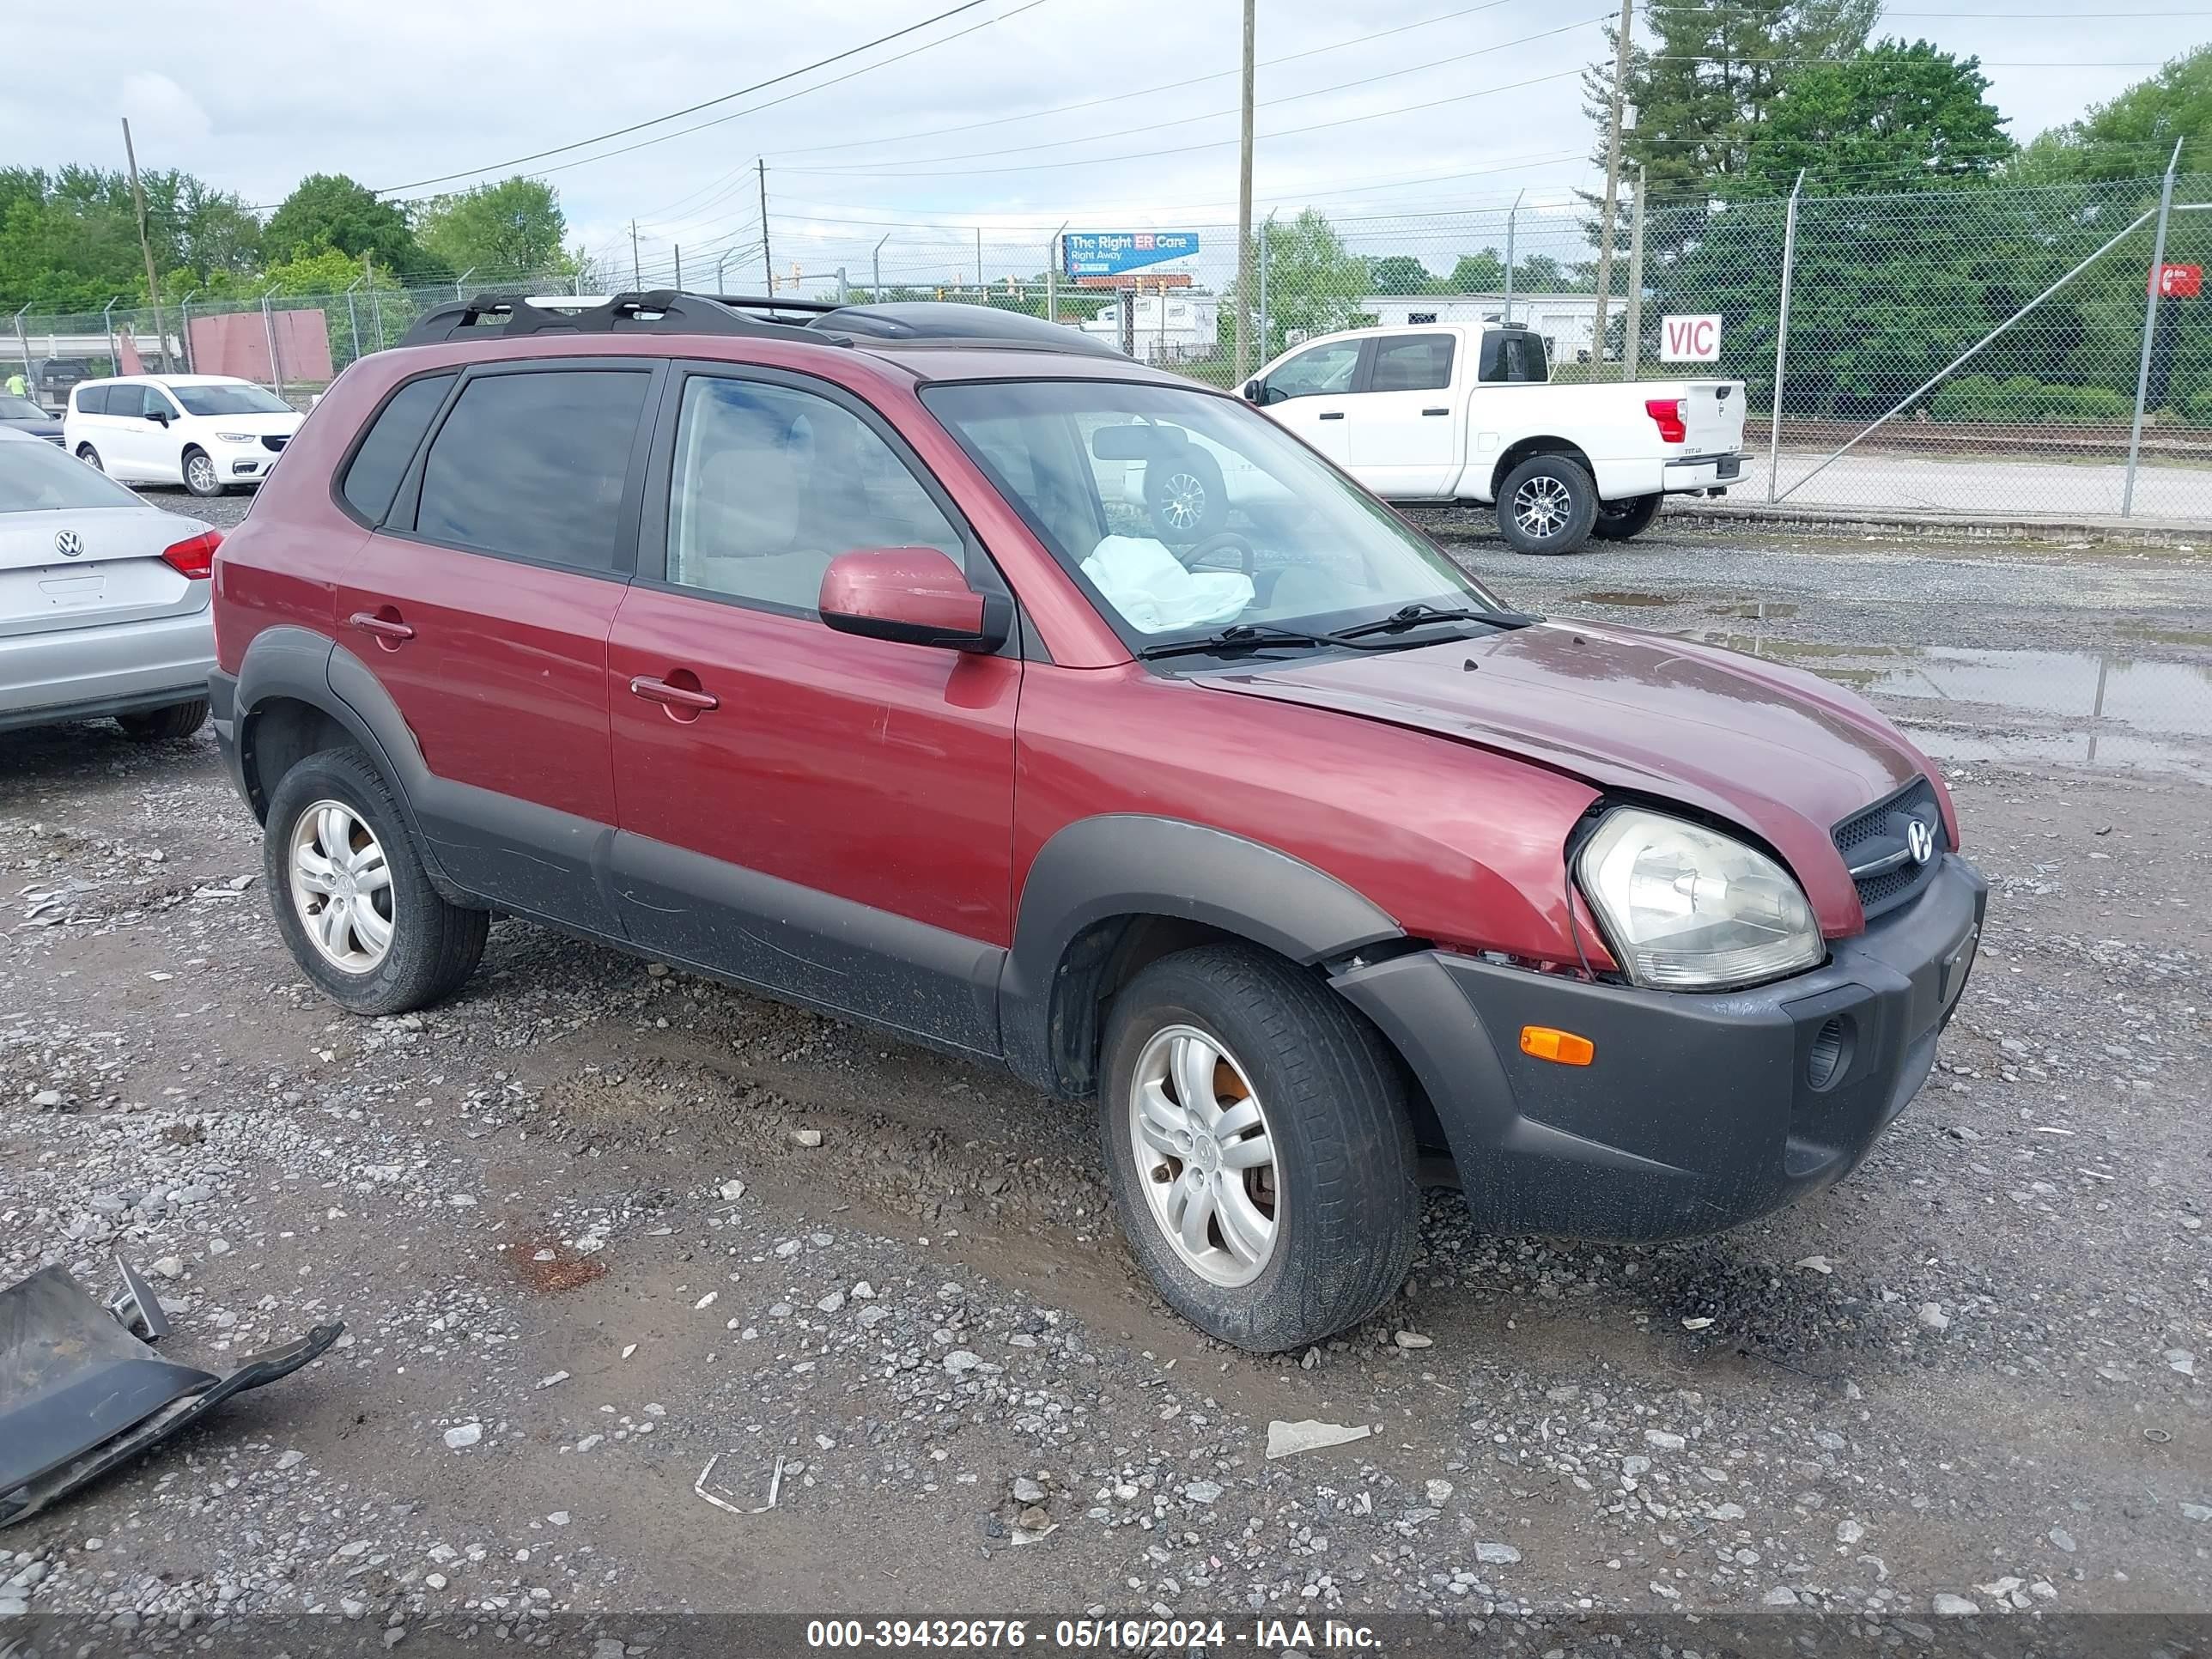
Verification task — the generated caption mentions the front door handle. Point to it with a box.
[347,611,414,642]
[629,674,719,712]
[1317,410,1345,421]
[1421,407,1449,416]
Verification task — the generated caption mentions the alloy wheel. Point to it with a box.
[288,800,395,972]
[1513,474,1573,538]
[1127,1024,1279,1287]
[186,453,218,495]
[1159,471,1208,534]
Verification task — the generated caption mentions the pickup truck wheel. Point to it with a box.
[263,746,488,1017]
[1146,449,1227,542]
[1592,493,1662,540]
[1099,943,1419,1352]
[1497,453,1599,555]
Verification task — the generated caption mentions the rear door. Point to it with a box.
[1254,339,1364,465]
[335,360,659,936]
[1344,331,1460,498]
[605,364,1018,1055]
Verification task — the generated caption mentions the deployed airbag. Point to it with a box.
[1081,535,1253,634]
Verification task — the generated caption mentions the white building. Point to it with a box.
[1077,293,1220,363]
[1361,293,1604,364]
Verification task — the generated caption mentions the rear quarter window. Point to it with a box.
[75,385,108,415]
[341,374,456,525]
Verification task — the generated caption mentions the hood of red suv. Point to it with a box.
[1197,620,1942,934]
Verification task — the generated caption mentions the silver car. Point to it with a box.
[0,427,217,739]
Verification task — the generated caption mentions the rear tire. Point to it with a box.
[1591,493,1662,541]
[1099,942,1419,1352]
[263,746,487,1017]
[1496,453,1599,555]
[116,698,208,742]
[183,447,223,498]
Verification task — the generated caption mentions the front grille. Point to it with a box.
[1833,777,1946,920]
[261,435,289,453]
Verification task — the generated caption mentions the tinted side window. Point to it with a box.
[1478,330,1548,384]
[665,376,963,617]
[415,369,649,571]
[343,374,455,524]
[141,386,178,419]
[1367,334,1455,393]
[76,385,108,416]
[1264,342,1361,402]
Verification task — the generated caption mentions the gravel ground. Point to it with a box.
[0,492,2206,1650]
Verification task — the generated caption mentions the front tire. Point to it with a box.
[183,447,223,498]
[263,746,488,1016]
[1591,493,1662,541]
[76,443,103,472]
[1496,453,1599,555]
[1146,449,1227,543]
[1099,943,1419,1352]
[117,698,208,742]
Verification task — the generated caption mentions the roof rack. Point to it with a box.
[398,289,842,349]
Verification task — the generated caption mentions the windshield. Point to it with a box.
[0,437,142,512]
[172,383,294,417]
[0,395,48,421]
[921,380,1498,654]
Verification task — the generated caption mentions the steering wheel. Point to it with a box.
[1179,530,1257,576]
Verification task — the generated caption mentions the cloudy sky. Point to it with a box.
[1,0,2196,290]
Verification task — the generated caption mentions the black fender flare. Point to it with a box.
[999,815,1405,1093]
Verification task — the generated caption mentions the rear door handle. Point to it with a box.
[347,611,414,642]
[629,675,719,712]
[1421,407,1449,416]
[1317,411,1345,421]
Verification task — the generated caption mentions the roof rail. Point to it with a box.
[397,289,841,349]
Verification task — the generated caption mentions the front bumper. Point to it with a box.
[1334,852,1987,1241]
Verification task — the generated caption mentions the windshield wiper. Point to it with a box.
[1134,623,1336,662]
[1330,602,1545,641]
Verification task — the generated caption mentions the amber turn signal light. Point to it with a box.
[1519,1025,1595,1066]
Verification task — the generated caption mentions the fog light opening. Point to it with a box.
[1806,1015,1851,1091]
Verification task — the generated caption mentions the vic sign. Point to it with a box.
[1660,315,1722,363]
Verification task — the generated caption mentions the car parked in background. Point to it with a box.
[64,374,303,497]
[0,393,64,445]
[0,428,219,739]
[1241,323,1748,555]
[209,292,1983,1352]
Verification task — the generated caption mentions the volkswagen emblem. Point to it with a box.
[54,530,83,558]
[1906,817,1936,866]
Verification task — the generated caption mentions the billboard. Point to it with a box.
[1062,231,1200,280]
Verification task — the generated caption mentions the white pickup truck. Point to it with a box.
[1124,322,1747,556]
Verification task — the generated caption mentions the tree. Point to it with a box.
[1218,211,1371,358]
[1737,40,2012,197]
[413,177,575,282]
[0,168,144,311]
[1442,250,1506,293]
[264,173,427,275]
[2020,44,2212,180]
[1367,253,1433,295]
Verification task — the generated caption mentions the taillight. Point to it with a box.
[161,528,223,579]
[1644,398,1688,445]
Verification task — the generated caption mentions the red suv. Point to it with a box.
[210,294,1985,1352]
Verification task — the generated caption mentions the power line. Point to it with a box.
[374,0,1019,195]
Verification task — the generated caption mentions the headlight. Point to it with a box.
[215,431,257,443]
[1577,808,1823,990]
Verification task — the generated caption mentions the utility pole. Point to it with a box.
[757,161,774,294]
[1591,0,1634,363]
[976,227,983,296]
[1233,0,1256,381]
[629,221,641,289]
[121,118,168,372]
[1622,166,1646,382]
[675,245,684,291]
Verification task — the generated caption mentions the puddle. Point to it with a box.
[1692,636,2212,781]
[1565,589,1675,607]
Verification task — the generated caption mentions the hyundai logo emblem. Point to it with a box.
[1906,817,1936,866]
[54,530,83,558]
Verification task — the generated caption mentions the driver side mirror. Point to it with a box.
[144,408,168,425]
[819,547,1009,653]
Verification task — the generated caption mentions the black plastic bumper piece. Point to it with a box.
[1334,854,1987,1241]
[208,667,246,804]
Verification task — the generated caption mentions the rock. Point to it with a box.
[425,1574,447,1591]
[2166,1349,2197,1377]
[718,1180,746,1202]
[1645,1430,1686,1450]
[2182,1504,2212,1523]
[537,1371,569,1389]
[1836,1519,1864,1546]
[944,1350,982,1375]
[1917,1303,1952,1333]
[31,1091,61,1109]
[548,1511,570,1526]
[151,1256,185,1279]
[171,1184,213,1204]
[1267,1419,1372,1459]
[1016,1505,1053,1532]
[791,1128,824,1148]
[817,1291,845,1314]
[1012,1478,1045,1504]
[1393,1330,1432,1350]
[1793,1255,1833,1274]
[1763,1587,1801,1607]
[852,1281,875,1299]
[1425,1480,1454,1505]
[1474,1541,1521,1565]
[276,1449,306,1471]
[442,1424,482,1450]
[1183,1480,1223,1504]
[1932,1594,1980,1616]
[2048,1526,2075,1553]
